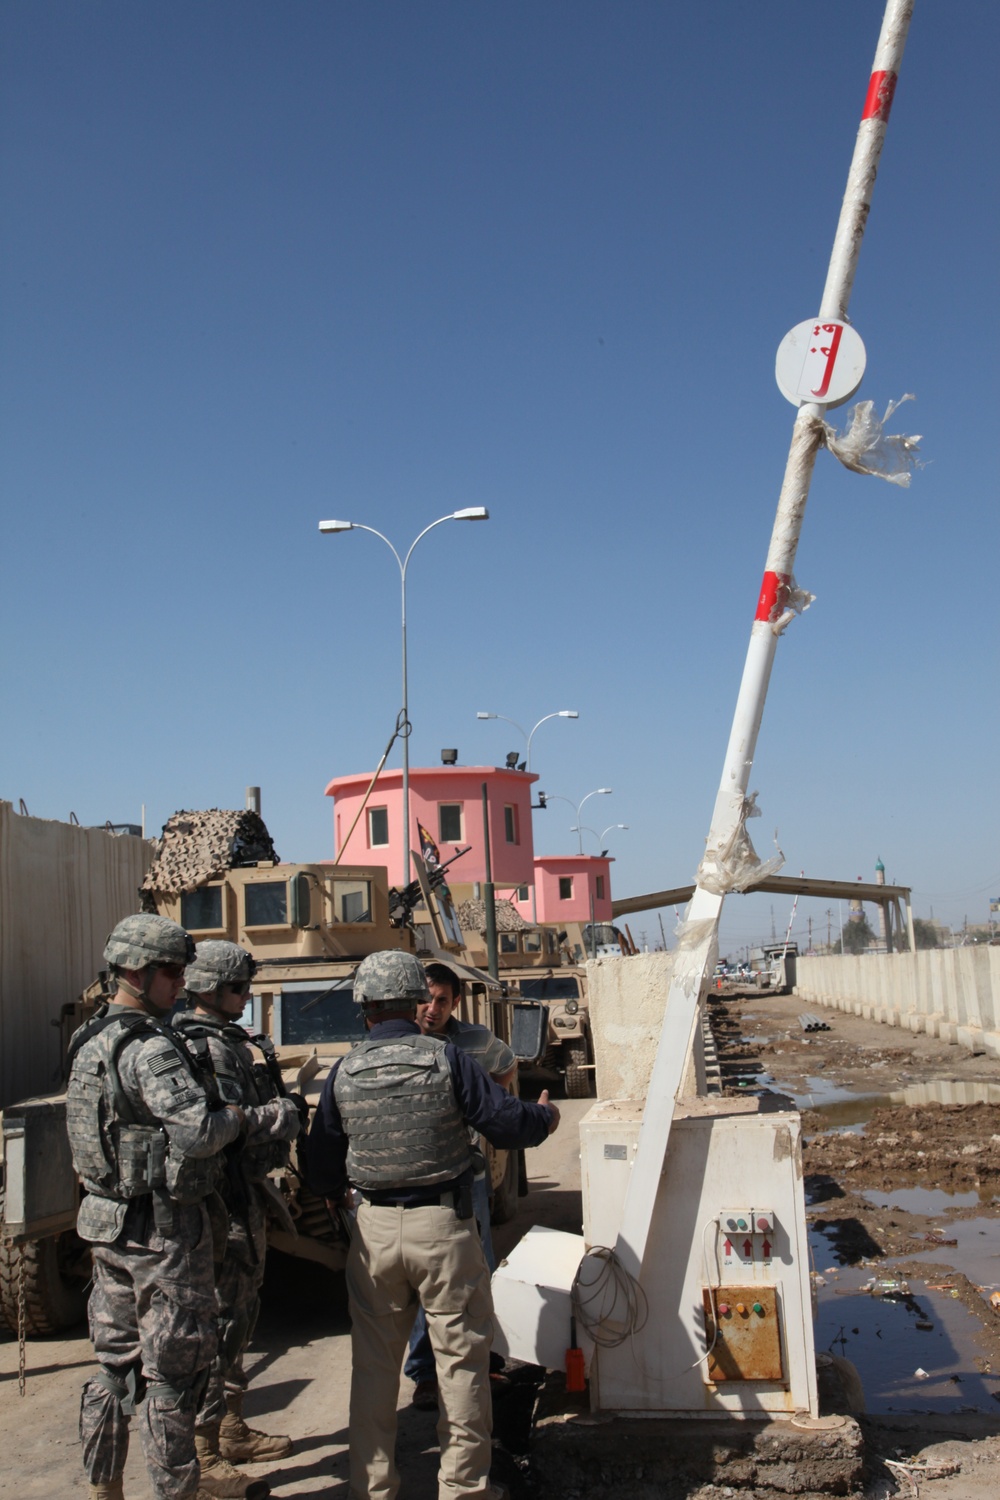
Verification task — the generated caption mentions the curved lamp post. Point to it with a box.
[571,822,629,853]
[540,787,613,854]
[475,709,578,772]
[320,507,489,883]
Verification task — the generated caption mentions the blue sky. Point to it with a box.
[2,1,997,953]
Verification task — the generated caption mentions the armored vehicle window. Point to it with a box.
[245,880,287,926]
[181,885,223,931]
[520,976,581,1001]
[523,930,542,953]
[500,933,519,953]
[332,878,372,923]
[279,984,364,1046]
[368,807,389,846]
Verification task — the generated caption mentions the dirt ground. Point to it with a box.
[711,987,1000,1497]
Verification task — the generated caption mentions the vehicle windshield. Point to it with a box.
[279,983,365,1045]
[518,976,581,1002]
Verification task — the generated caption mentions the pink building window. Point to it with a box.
[559,876,573,900]
[439,803,463,842]
[368,807,389,847]
[596,875,606,900]
[504,804,519,844]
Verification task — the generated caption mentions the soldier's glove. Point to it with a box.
[289,1092,311,1131]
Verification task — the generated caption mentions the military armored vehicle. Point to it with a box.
[456,897,596,1098]
[1,808,518,1335]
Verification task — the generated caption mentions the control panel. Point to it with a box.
[701,1285,783,1381]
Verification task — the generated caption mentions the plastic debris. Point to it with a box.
[821,394,923,487]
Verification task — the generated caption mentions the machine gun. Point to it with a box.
[387,845,470,928]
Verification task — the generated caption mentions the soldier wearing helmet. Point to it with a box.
[65,915,247,1500]
[307,950,559,1500]
[172,942,301,1496]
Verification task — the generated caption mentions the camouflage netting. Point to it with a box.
[455,897,527,934]
[140,809,280,902]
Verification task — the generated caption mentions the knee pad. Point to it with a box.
[92,1362,146,1416]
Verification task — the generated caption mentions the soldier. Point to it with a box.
[173,941,302,1499]
[307,949,559,1500]
[404,960,517,1410]
[65,915,246,1500]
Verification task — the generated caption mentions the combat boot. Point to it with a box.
[89,1481,125,1500]
[219,1390,293,1462]
[195,1423,271,1499]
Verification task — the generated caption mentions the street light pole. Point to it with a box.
[475,709,578,771]
[320,507,489,885]
[574,788,613,854]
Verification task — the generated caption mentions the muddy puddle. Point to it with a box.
[797,1077,1000,1134]
[812,1256,1000,1412]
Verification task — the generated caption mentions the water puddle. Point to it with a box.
[797,1077,1000,1134]
[862,1187,982,1215]
[813,1261,1000,1412]
[906,1219,1000,1293]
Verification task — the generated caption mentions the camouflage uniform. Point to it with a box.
[170,1009,299,1430]
[70,999,242,1500]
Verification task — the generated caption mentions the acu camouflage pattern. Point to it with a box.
[183,940,256,995]
[334,1032,472,1190]
[444,1017,516,1078]
[170,1013,299,1181]
[103,914,196,973]
[169,1013,299,1431]
[80,1200,218,1500]
[67,1007,242,1498]
[353,948,430,1005]
[66,1012,223,1212]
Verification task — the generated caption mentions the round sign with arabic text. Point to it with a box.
[775,318,866,409]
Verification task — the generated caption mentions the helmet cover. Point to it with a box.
[103,914,196,973]
[184,940,257,994]
[353,950,429,1007]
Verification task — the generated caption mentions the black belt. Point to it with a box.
[362,1184,474,1219]
[361,1191,453,1208]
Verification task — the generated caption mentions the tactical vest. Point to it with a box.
[333,1032,473,1191]
[171,1014,290,1180]
[65,1010,219,1207]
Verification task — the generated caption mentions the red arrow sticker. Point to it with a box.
[743,1238,753,1259]
[762,1238,772,1258]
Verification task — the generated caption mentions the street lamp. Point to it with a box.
[475,709,578,772]
[571,822,629,853]
[319,506,489,884]
[539,787,613,854]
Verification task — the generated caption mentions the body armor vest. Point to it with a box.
[65,1010,219,1206]
[171,1014,290,1180]
[333,1032,473,1191]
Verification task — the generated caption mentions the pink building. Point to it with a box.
[522,854,614,926]
[325,764,538,889]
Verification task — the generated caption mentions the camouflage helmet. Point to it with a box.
[103,914,196,973]
[353,950,430,1007]
[184,940,257,995]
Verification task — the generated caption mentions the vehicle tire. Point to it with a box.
[0,1227,90,1336]
[490,1146,520,1226]
[563,1038,594,1099]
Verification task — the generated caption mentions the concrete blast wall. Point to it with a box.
[796,949,1000,1058]
[586,950,676,1100]
[586,947,1000,1105]
[0,802,152,1108]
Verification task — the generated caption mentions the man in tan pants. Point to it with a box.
[307,950,558,1500]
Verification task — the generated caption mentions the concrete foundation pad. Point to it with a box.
[531,1378,863,1498]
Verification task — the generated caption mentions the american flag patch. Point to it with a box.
[148,1050,182,1076]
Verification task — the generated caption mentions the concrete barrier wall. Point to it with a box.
[586,950,676,1099]
[0,802,152,1108]
[795,948,1000,1059]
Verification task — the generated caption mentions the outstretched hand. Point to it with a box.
[538,1088,560,1134]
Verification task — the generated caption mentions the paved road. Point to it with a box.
[0,1097,594,1499]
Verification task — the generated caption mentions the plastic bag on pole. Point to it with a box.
[821,394,922,486]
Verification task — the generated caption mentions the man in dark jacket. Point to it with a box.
[308,949,558,1500]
